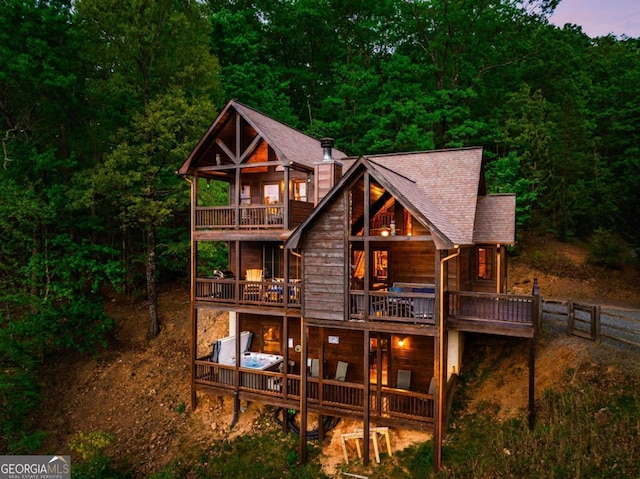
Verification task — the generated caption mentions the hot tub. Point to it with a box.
[238,351,283,371]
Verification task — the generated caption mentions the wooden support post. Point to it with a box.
[528,337,536,429]
[190,307,197,410]
[318,328,325,442]
[283,315,289,434]
[299,318,308,464]
[593,305,601,344]
[189,176,197,410]
[567,299,574,336]
[363,330,370,466]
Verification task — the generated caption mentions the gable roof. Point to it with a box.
[473,194,516,244]
[178,100,348,175]
[287,147,515,250]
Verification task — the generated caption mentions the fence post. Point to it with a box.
[532,278,541,333]
[567,300,574,336]
[593,305,601,344]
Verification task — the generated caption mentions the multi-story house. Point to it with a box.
[178,100,540,470]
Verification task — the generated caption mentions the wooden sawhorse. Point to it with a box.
[340,427,393,464]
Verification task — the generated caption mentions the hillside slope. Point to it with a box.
[35,237,640,476]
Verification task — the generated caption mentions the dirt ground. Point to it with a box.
[35,236,640,477]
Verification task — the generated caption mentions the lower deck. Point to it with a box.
[194,360,434,429]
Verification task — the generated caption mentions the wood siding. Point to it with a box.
[387,241,436,285]
[390,335,434,392]
[302,194,347,321]
[308,328,365,383]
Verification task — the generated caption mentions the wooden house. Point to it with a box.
[178,100,540,470]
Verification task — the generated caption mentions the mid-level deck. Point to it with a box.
[348,289,538,337]
[447,291,539,338]
[196,284,539,336]
[195,278,302,310]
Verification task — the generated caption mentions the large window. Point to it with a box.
[263,183,280,204]
[293,180,307,202]
[263,244,281,279]
[477,247,494,280]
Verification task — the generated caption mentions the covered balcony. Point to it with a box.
[195,276,302,309]
[348,288,539,336]
[195,201,314,231]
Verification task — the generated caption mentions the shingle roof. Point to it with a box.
[287,147,515,250]
[473,194,516,244]
[364,148,484,246]
[178,100,348,174]
[233,102,348,168]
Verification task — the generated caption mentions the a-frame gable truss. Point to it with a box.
[343,165,441,241]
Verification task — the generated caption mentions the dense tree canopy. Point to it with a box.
[0,0,638,452]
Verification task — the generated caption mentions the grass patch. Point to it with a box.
[150,429,328,479]
[440,369,640,478]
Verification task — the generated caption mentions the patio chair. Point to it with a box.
[428,377,436,395]
[244,269,263,300]
[397,369,411,390]
[335,361,349,381]
[310,358,320,378]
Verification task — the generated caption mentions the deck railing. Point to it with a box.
[195,204,284,229]
[194,365,433,422]
[195,201,317,230]
[349,290,436,324]
[372,387,434,421]
[195,278,302,308]
[349,289,537,330]
[447,291,535,325]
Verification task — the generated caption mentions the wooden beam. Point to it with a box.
[283,315,289,434]
[363,329,370,466]
[239,134,263,163]
[190,175,197,410]
[528,338,535,429]
[433,250,443,473]
[215,138,236,163]
[235,112,241,164]
[299,317,308,464]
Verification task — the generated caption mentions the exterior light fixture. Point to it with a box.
[380,226,390,237]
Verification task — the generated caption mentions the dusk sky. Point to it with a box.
[549,0,640,38]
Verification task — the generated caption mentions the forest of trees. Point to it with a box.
[1,0,638,453]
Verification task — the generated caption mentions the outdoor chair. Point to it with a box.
[244,269,263,300]
[428,377,436,395]
[397,369,411,390]
[335,361,349,381]
[310,358,320,378]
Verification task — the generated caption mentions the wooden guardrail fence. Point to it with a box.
[542,299,640,348]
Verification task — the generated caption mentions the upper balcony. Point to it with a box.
[195,200,314,231]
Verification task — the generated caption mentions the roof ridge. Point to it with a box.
[364,157,416,184]
[363,146,482,159]
[231,100,345,152]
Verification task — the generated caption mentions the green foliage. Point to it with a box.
[197,242,230,276]
[151,430,327,479]
[70,431,116,462]
[587,228,626,269]
[69,432,130,479]
[485,152,539,229]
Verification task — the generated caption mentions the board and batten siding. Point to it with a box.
[302,194,346,322]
